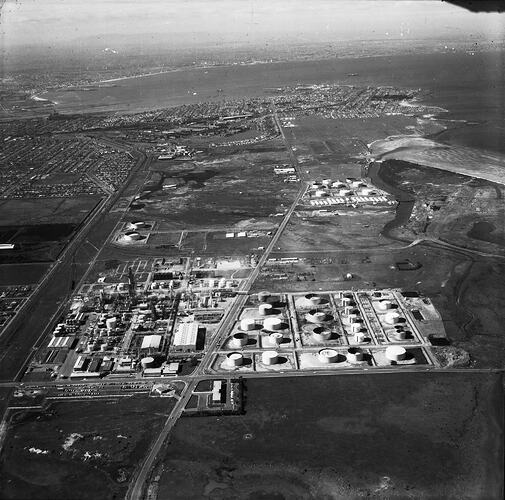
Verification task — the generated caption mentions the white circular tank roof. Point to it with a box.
[385,346,407,361]
[263,317,282,330]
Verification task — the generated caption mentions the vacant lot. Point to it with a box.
[156,373,503,500]
[0,396,175,500]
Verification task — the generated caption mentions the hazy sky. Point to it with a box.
[1,0,504,50]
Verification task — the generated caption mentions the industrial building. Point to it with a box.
[173,322,200,352]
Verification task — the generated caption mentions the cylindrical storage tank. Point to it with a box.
[347,313,360,324]
[312,327,332,342]
[106,317,117,331]
[141,356,154,369]
[131,221,148,229]
[208,279,216,288]
[394,330,407,340]
[351,323,362,333]
[343,305,355,315]
[262,350,278,365]
[269,332,284,345]
[258,303,273,316]
[258,291,271,303]
[346,347,364,364]
[226,280,233,288]
[240,318,256,331]
[354,332,367,343]
[218,278,226,289]
[315,189,328,198]
[322,178,332,186]
[306,311,328,324]
[332,181,346,188]
[341,297,353,307]
[318,348,340,364]
[227,352,244,367]
[230,332,248,348]
[305,294,322,306]
[377,300,393,311]
[263,317,282,331]
[386,346,407,362]
[124,231,142,241]
[384,312,402,325]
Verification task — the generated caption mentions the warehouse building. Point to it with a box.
[173,322,201,352]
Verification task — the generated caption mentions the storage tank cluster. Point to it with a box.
[318,348,340,364]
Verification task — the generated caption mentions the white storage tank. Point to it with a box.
[386,346,407,362]
[263,317,283,331]
[318,348,340,364]
[377,300,393,311]
[218,278,226,289]
[258,291,271,303]
[312,327,332,342]
[393,329,408,340]
[226,352,244,367]
[259,303,273,316]
[269,332,284,345]
[384,312,402,325]
[354,332,367,343]
[240,318,256,331]
[346,347,364,364]
[341,297,354,307]
[230,332,248,348]
[262,350,279,365]
[305,294,322,306]
[351,323,362,333]
[141,356,155,369]
[130,220,148,229]
[124,231,142,241]
[306,310,328,324]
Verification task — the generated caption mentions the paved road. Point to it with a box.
[126,112,307,500]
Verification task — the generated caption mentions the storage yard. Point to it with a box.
[209,289,443,374]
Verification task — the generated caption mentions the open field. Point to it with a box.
[0,396,176,500]
[0,198,102,227]
[126,145,297,231]
[155,373,503,500]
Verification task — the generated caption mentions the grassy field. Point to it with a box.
[0,396,176,500]
[155,373,503,500]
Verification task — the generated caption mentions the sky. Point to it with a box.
[1,0,504,51]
